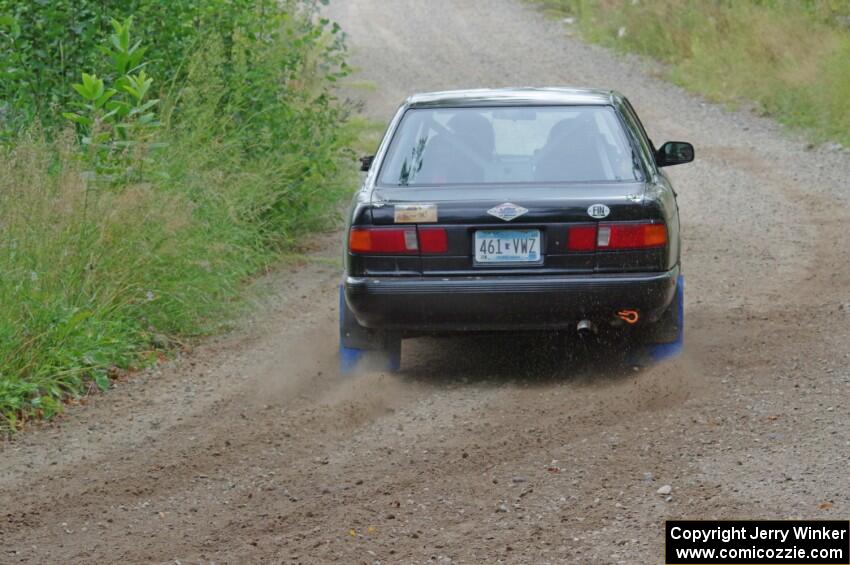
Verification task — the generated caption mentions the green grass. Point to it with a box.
[530,0,850,146]
[0,122,364,432]
[0,1,366,432]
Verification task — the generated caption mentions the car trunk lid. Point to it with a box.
[363,182,663,275]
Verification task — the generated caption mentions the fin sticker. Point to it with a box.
[587,204,610,219]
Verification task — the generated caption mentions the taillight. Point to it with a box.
[348,227,449,254]
[567,225,597,251]
[418,227,448,254]
[599,223,667,249]
[567,222,667,251]
[349,227,418,254]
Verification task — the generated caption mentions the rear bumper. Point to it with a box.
[344,266,679,331]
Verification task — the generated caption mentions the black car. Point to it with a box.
[340,88,693,371]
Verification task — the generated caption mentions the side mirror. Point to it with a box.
[656,141,694,167]
[359,155,375,172]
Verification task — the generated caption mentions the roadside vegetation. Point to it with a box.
[531,0,850,146]
[0,0,356,430]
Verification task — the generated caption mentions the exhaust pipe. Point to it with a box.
[576,319,595,337]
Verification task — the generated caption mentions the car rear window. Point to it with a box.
[378,106,642,186]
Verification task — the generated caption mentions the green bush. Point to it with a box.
[531,0,850,146]
[0,0,354,430]
[0,0,345,135]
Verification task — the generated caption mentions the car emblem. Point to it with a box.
[487,202,528,222]
[587,203,610,219]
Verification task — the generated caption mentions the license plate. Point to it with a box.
[474,230,541,263]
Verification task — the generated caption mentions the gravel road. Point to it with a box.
[2,1,849,563]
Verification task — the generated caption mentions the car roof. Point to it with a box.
[405,87,618,108]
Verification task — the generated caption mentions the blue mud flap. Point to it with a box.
[644,275,685,363]
[339,285,362,374]
[338,285,401,374]
[338,344,401,374]
[383,346,402,373]
[339,344,365,374]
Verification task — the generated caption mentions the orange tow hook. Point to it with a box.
[617,310,640,324]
